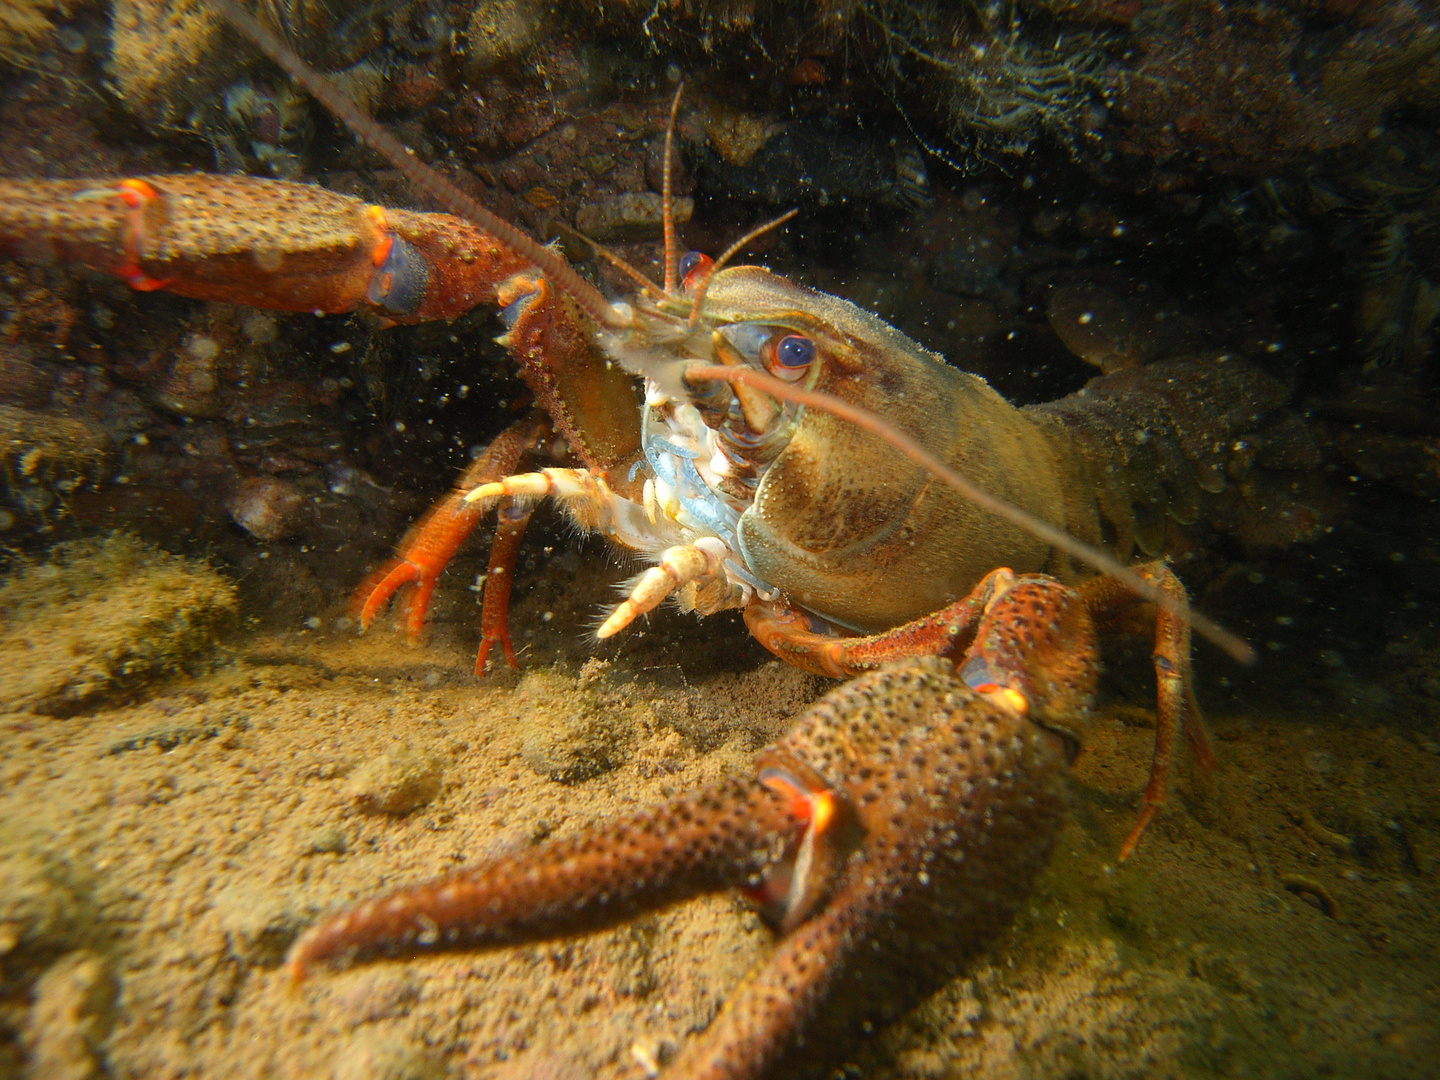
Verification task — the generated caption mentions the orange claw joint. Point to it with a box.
[112,179,173,292]
[750,751,856,932]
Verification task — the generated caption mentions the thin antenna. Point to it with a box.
[557,223,668,299]
[686,209,799,328]
[662,82,684,296]
[212,0,629,331]
[684,363,1256,665]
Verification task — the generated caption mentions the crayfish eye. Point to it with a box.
[679,251,713,290]
[765,334,816,382]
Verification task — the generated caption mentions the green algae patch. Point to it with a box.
[0,534,236,715]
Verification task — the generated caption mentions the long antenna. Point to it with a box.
[685,363,1256,665]
[212,0,629,331]
[662,83,684,296]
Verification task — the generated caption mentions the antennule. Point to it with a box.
[686,210,798,328]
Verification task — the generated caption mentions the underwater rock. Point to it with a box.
[516,669,634,783]
[195,75,316,180]
[331,1031,445,1080]
[0,0,57,65]
[151,332,225,418]
[694,115,927,212]
[1046,283,1157,373]
[23,950,118,1080]
[107,0,369,134]
[347,740,444,816]
[108,0,233,131]
[860,938,1229,1077]
[303,826,348,856]
[0,403,110,526]
[226,477,308,542]
[463,0,547,77]
[0,534,237,715]
[1115,1,1375,181]
[574,191,693,242]
[512,668,636,789]
[210,878,305,967]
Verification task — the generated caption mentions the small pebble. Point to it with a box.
[227,477,307,542]
[333,969,421,1026]
[348,742,444,815]
[56,26,88,54]
[210,879,305,965]
[305,827,348,855]
[242,312,279,344]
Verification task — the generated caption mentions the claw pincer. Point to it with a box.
[285,575,1090,1079]
[0,175,530,322]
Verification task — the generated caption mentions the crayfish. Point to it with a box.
[0,4,1321,1076]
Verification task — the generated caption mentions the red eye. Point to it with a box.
[764,334,816,382]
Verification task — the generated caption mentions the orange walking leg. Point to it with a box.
[355,414,546,643]
[473,501,534,674]
[747,560,1211,860]
[742,570,1016,679]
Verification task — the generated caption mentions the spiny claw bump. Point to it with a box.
[596,539,727,639]
[979,567,1017,614]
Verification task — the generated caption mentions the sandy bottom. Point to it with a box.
[1,541,1437,1080]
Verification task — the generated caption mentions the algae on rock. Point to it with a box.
[0,533,236,714]
[0,404,110,525]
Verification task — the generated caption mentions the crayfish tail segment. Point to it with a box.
[285,775,803,981]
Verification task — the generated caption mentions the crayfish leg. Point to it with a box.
[1078,561,1216,859]
[354,416,545,662]
[473,501,533,674]
[741,567,1019,679]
